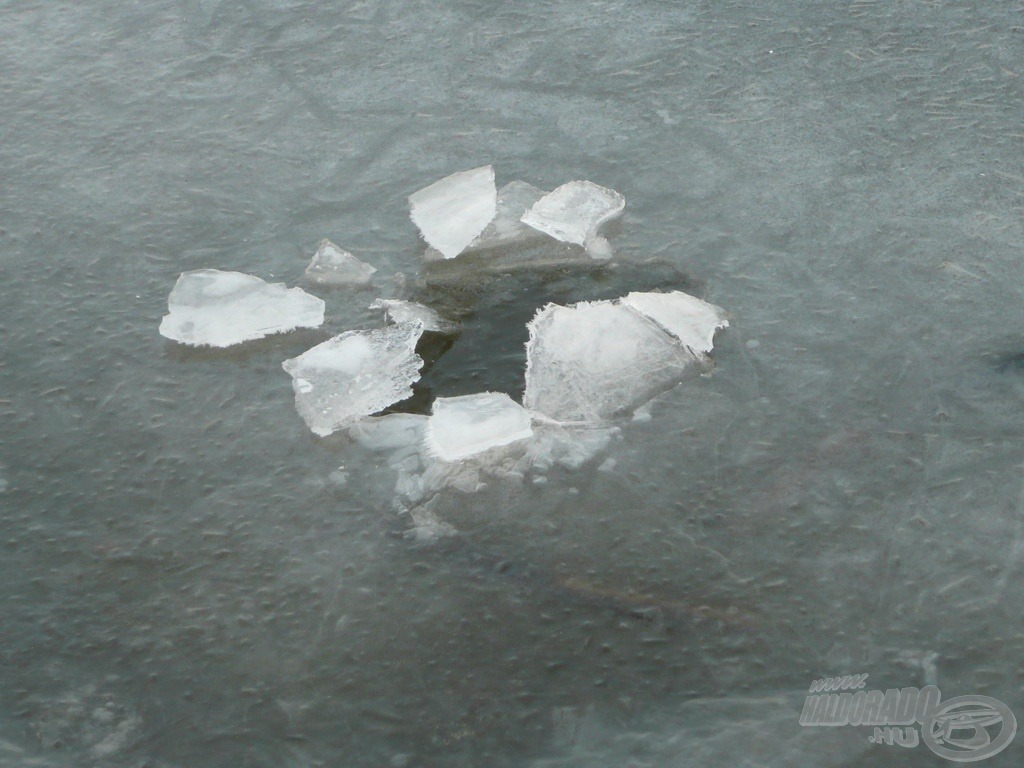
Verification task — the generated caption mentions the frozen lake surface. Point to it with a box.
[2,1,1024,766]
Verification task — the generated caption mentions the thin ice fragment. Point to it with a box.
[281,325,424,436]
[305,239,376,287]
[426,392,534,461]
[159,269,324,348]
[409,166,497,259]
[521,180,625,249]
[621,291,729,353]
[524,299,700,423]
[369,299,459,333]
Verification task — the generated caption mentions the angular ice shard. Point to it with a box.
[524,299,700,423]
[305,239,376,287]
[369,298,459,333]
[409,166,497,259]
[621,291,729,354]
[281,324,424,436]
[423,180,549,261]
[426,392,534,461]
[159,269,325,348]
[521,180,625,250]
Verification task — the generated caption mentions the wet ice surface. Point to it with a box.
[369,298,459,333]
[282,325,424,436]
[426,392,534,461]
[158,269,325,347]
[304,239,377,287]
[409,165,498,259]
[5,1,1024,766]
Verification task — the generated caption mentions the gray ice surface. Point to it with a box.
[282,325,424,436]
[6,1,1024,766]
[158,269,325,347]
[369,298,459,333]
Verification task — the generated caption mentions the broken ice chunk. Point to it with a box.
[426,392,534,461]
[369,299,459,333]
[305,239,376,287]
[524,299,700,424]
[621,291,729,353]
[159,269,325,348]
[409,166,497,259]
[281,325,424,436]
[423,180,550,261]
[521,180,625,250]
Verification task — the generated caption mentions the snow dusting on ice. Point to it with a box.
[281,325,424,436]
[426,392,534,461]
[159,269,325,348]
[305,239,377,287]
[409,166,497,259]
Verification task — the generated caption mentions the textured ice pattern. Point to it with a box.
[159,269,325,348]
[281,325,424,436]
[521,180,625,247]
[305,239,377,287]
[409,166,497,259]
[426,392,534,461]
[369,298,458,333]
[524,299,701,423]
[620,291,730,353]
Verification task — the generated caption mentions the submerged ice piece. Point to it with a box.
[521,180,624,257]
[426,392,534,461]
[523,299,702,424]
[409,166,497,259]
[305,239,376,287]
[369,298,459,333]
[621,291,729,353]
[159,269,325,348]
[282,324,424,436]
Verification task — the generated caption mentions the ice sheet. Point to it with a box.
[426,392,534,461]
[409,166,497,259]
[305,239,377,287]
[621,290,730,353]
[158,269,325,348]
[523,299,701,423]
[281,324,424,436]
[520,180,625,249]
[369,298,459,333]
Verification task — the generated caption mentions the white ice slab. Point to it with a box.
[305,239,376,287]
[524,299,700,423]
[159,269,325,348]
[281,324,424,436]
[369,298,459,333]
[621,291,729,353]
[426,392,534,461]
[409,166,498,259]
[521,180,625,248]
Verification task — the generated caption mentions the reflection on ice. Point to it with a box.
[305,239,377,287]
[281,324,424,436]
[159,269,325,348]
[426,392,534,461]
[409,166,498,260]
